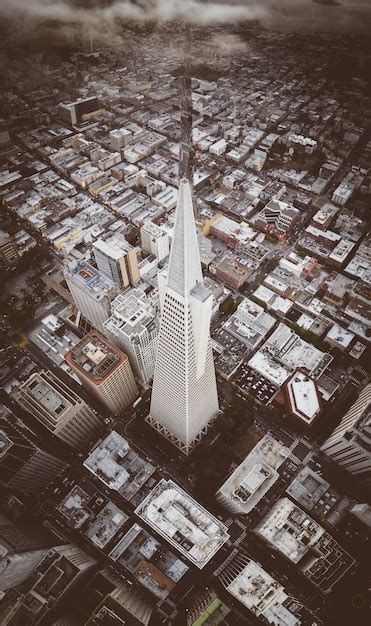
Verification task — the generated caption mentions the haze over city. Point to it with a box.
[0,1,370,625]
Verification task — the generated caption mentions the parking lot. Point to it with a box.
[234,362,278,404]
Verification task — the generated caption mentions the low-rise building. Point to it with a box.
[109,523,188,599]
[285,370,322,427]
[286,467,352,527]
[255,497,355,592]
[216,434,290,514]
[218,552,320,625]
[84,431,156,502]
[135,479,229,569]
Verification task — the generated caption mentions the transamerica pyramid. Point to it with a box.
[147,178,219,454]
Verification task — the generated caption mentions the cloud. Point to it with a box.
[0,1,266,25]
[0,0,369,33]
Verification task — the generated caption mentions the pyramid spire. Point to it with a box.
[167,178,202,297]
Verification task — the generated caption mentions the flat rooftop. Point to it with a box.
[65,331,125,383]
[286,467,352,528]
[94,235,133,260]
[85,502,128,549]
[109,523,188,599]
[24,374,70,419]
[225,559,301,626]
[104,288,156,336]
[134,479,229,569]
[286,371,321,425]
[66,261,116,300]
[217,434,290,514]
[84,430,156,501]
[256,498,325,564]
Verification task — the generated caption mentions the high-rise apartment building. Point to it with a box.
[147,178,219,454]
[0,414,66,494]
[321,383,371,485]
[12,370,101,450]
[65,331,138,415]
[140,221,170,261]
[65,261,118,334]
[0,543,97,624]
[93,235,140,289]
[103,288,159,385]
[0,523,62,592]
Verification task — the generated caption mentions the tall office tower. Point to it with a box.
[140,222,170,261]
[0,544,97,624]
[0,413,66,495]
[65,331,138,415]
[321,383,371,485]
[0,523,62,592]
[12,370,101,450]
[186,589,231,626]
[0,230,19,269]
[82,23,94,55]
[85,581,152,626]
[65,261,118,334]
[103,289,159,385]
[93,235,140,290]
[147,179,219,454]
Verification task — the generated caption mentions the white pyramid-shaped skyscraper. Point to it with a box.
[147,178,219,454]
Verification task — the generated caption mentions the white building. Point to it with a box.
[147,179,219,454]
[219,553,318,626]
[65,261,118,334]
[321,383,371,485]
[103,289,159,385]
[134,479,229,568]
[93,235,140,289]
[84,431,155,502]
[286,370,322,427]
[140,221,170,261]
[209,139,227,156]
[255,498,354,592]
[216,434,290,514]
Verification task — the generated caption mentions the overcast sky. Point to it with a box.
[0,0,370,32]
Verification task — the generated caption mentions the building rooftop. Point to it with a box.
[84,430,156,501]
[85,502,128,549]
[94,235,133,260]
[104,288,157,338]
[286,371,321,425]
[254,498,355,591]
[255,497,325,564]
[65,331,127,384]
[109,523,188,599]
[135,479,229,568]
[217,434,290,514]
[65,261,117,302]
[225,559,302,626]
[58,485,92,529]
[286,467,352,527]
